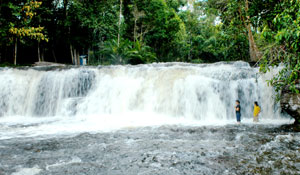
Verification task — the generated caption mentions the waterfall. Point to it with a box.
[0,61,282,122]
[0,62,297,173]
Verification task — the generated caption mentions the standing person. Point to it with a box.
[235,100,241,124]
[253,101,261,122]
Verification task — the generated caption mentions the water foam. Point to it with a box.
[0,62,292,138]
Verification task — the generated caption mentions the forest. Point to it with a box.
[0,0,299,92]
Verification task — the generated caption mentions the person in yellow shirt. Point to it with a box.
[253,101,261,122]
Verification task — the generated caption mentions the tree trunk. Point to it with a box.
[247,25,260,62]
[245,0,260,62]
[73,49,78,65]
[63,0,68,18]
[117,0,123,47]
[134,19,137,42]
[70,44,75,65]
[133,5,138,42]
[41,47,44,62]
[38,41,41,62]
[132,4,145,43]
[76,50,80,66]
[188,39,192,61]
[52,49,57,63]
[88,48,90,65]
[13,38,17,65]
[71,47,80,65]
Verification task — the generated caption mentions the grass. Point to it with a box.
[0,62,33,67]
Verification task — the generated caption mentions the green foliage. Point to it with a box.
[205,0,251,61]
[0,0,252,65]
[129,40,157,64]
[8,1,48,42]
[90,39,156,65]
[260,0,300,94]
[123,0,186,61]
[0,62,19,67]
[0,0,298,99]
[166,0,186,12]
[68,0,119,48]
[179,1,249,62]
[0,62,31,67]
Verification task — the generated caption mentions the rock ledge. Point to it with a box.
[281,87,300,124]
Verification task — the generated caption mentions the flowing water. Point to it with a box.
[0,62,298,175]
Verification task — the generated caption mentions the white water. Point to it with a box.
[0,62,293,139]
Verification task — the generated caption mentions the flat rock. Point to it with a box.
[33,61,66,67]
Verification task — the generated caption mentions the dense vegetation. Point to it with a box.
[0,0,299,92]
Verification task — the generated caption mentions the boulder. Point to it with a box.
[280,87,300,124]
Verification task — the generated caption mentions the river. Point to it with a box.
[0,62,298,174]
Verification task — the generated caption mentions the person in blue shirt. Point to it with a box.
[235,100,241,124]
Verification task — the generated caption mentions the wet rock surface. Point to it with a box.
[0,125,299,175]
[281,87,300,124]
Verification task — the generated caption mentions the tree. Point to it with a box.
[244,0,261,62]
[123,0,186,61]
[260,0,300,95]
[68,0,119,65]
[8,1,48,65]
[178,0,249,62]
[207,0,262,62]
[118,0,123,47]
[98,39,156,65]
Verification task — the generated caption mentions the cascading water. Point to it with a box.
[0,62,291,138]
[0,62,299,175]
[0,61,283,117]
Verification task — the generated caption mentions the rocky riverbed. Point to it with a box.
[0,124,299,175]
